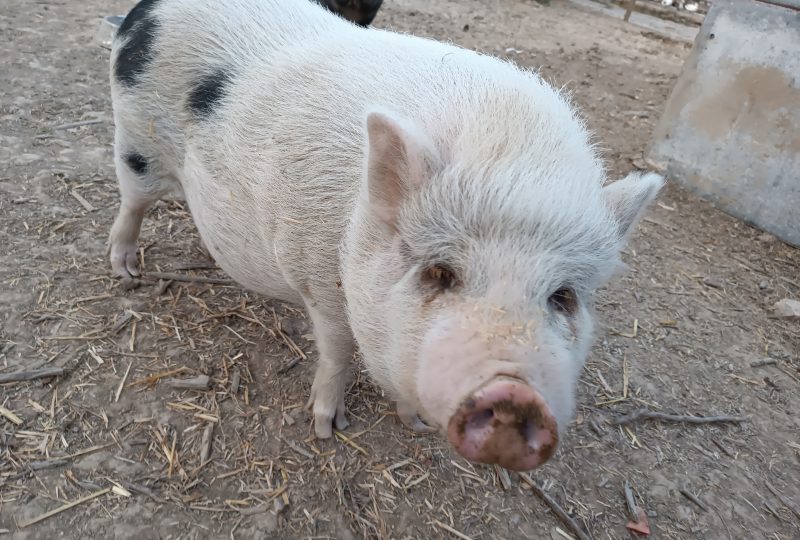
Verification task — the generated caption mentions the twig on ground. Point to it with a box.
[119,480,164,503]
[173,262,218,271]
[0,367,65,384]
[277,357,302,374]
[53,119,104,131]
[28,459,68,471]
[710,438,736,458]
[611,408,746,426]
[141,271,234,285]
[749,358,777,368]
[623,481,639,521]
[679,486,708,512]
[766,481,800,520]
[519,473,592,540]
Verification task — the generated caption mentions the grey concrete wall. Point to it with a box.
[647,0,800,246]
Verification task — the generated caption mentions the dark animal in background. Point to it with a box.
[313,0,383,26]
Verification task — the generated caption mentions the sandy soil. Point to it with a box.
[1,0,798,539]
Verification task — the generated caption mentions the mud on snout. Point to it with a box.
[446,376,559,471]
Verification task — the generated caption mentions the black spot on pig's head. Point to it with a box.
[187,69,233,118]
[124,152,149,175]
[114,0,162,87]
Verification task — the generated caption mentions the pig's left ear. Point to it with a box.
[365,109,441,232]
[604,172,664,243]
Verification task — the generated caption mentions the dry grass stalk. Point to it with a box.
[18,487,111,528]
[271,308,307,360]
[63,442,116,461]
[433,519,475,540]
[611,408,747,426]
[126,367,188,388]
[200,422,214,464]
[334,430,368,456]
[0,405,23,425]
[69,189,94,211]
[114,362,132,403]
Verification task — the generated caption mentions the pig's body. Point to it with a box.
[109,0,662,470]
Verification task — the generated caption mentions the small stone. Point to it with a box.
[774,299,800,320]
[757,233,776,243]
[166,374,210,390]
[703,276,724,289]
[758,280,771,291]
[120,278,140,291]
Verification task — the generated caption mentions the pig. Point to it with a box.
[312,0,383,26]
[108,0,663,471]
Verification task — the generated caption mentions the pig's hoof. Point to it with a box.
[397,403,436,434]
[399,412,436,434]
[110,242,140,278]
[306,387,348,439]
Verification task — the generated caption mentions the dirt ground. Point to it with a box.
[1,0,798,538]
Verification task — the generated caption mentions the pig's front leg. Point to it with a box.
[304,303,354,438]
[396,400,436,434]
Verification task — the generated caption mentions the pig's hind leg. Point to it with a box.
[108,136,175,278]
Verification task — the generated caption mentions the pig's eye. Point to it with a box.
[548,287,578,316]
[421,264,458,291]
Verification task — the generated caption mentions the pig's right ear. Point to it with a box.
[604,171,664,244]
[365,110,440,232]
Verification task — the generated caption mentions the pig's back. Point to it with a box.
[111,0,591,297]
[195,22,587,244]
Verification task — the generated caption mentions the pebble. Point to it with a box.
[773,298,800,320]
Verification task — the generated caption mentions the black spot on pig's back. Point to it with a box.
[124,152,149,175]
[114,0,162,87]
[187,69,233,118]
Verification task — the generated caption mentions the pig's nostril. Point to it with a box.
[466,408,494,431]
[523,419,539,447]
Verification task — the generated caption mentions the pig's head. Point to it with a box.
[342,102,663,471]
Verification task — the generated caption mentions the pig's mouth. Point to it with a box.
[446,376,558,471]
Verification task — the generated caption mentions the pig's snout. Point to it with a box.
[447,377,558,471]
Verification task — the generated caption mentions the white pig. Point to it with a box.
[108,0,662,470]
